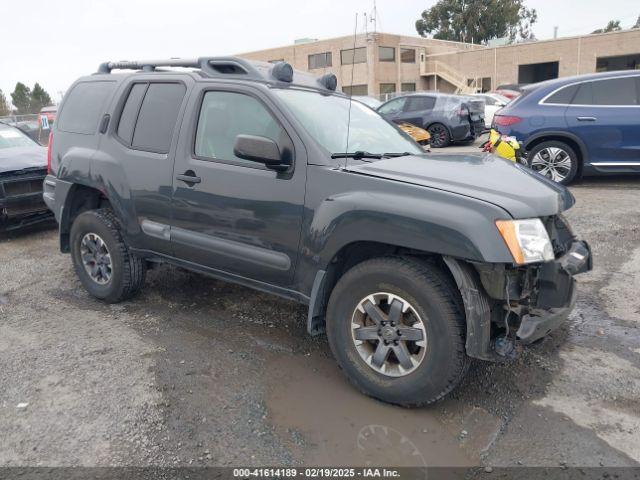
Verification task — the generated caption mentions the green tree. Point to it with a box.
[29,83,53,113]
[415,0,537,44]
[591,20,622,34]
[0,89,11,116]
[11,82,31,114]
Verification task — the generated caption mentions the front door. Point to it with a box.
[170,86,306,287]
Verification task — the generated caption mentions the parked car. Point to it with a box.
[493,70,640,184]
[472,93,510,128]
[377,93,485,148]
[43,57,591,406]
[0,123,52,230]
[494,84,525,100]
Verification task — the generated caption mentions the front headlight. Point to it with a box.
[495,218,555,265]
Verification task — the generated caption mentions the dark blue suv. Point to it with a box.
[493,70,640,184]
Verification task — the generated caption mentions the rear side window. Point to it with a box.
[591,77,638,105]
[406,96,436,112]
[544,84,579,105]
[130,83,186,154]
[57,81,116,134]
[571,77,639,106]
[117,83,147,144]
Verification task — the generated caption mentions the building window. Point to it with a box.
[379,46,396,62]
[400,48,415,63]
[401,83,416,92]
[308,52,332,70]
[341,47,367,65]
[380,83,396,94]
[342,84,368,96]
[268,59,285,64]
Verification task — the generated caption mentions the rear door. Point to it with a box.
[395,96,436,128]
[565,75,640,168]
[101,78,190,255]
[169,84,306,287]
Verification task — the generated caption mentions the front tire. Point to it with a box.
[527,140,578,185]
[70,209,146,303]
[326,257,468,407]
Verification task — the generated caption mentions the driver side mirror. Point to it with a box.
[233,134,289,170]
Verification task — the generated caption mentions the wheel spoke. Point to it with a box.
[392,343,414,370]
[363,300,387,325]
[371,342,390,368]
[547,147,562,161]
[397,327,424,341]
[353,326,380,341]
[555,157,572,172]
[387,298,403,324]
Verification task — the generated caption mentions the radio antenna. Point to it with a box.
[343,12,358,170]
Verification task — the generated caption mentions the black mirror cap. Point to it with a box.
[318,73,337,91]
[234,134,286,167]
[271,62,294,83]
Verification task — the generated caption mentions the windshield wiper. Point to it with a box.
[331,151,383,160]
[382,152,413,158]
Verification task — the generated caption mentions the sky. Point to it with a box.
[1,0,638,105]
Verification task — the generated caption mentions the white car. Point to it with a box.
[472,93,510,128]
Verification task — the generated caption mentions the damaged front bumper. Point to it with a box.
[445,237,592,362]
[0,169,53,231]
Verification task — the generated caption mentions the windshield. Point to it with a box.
[0,126,36,149]
[273,89,423,156]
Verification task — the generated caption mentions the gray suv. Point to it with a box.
[43,57,591,406]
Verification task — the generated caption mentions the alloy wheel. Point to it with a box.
[428,125,448,147]
[80,232,112,285]
[351,292,427,377]
[530,147,572,182]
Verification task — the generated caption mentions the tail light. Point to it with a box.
[493,115,522,127]
[46,132,53,174]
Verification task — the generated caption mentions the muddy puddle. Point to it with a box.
[264,353,500,467]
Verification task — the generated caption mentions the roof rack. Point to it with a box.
[96,56,337,91]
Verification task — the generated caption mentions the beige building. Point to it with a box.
[240,29,640,98]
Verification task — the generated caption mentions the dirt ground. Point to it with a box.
[1,171,639,468]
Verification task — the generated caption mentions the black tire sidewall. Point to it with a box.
[326,259,465,406]
[528,141,578,185]
[70,211,127,302]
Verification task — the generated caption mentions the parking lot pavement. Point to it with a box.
[1,177,639,468]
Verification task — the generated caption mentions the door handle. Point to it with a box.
[176,171,201,185]
[577,116,597,122]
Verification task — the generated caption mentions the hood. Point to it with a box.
[0,146,47,174]
[345,153,574,218]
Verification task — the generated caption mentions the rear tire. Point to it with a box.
[70,209,146,303]
[326,257,469,407]
[427,123,451,148]
[527,140,578,185]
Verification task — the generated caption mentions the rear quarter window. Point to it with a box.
[57,81,116,134]
[543,84,579,105]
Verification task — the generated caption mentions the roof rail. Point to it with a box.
[97,56,264,79]
[95,56,337,91]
